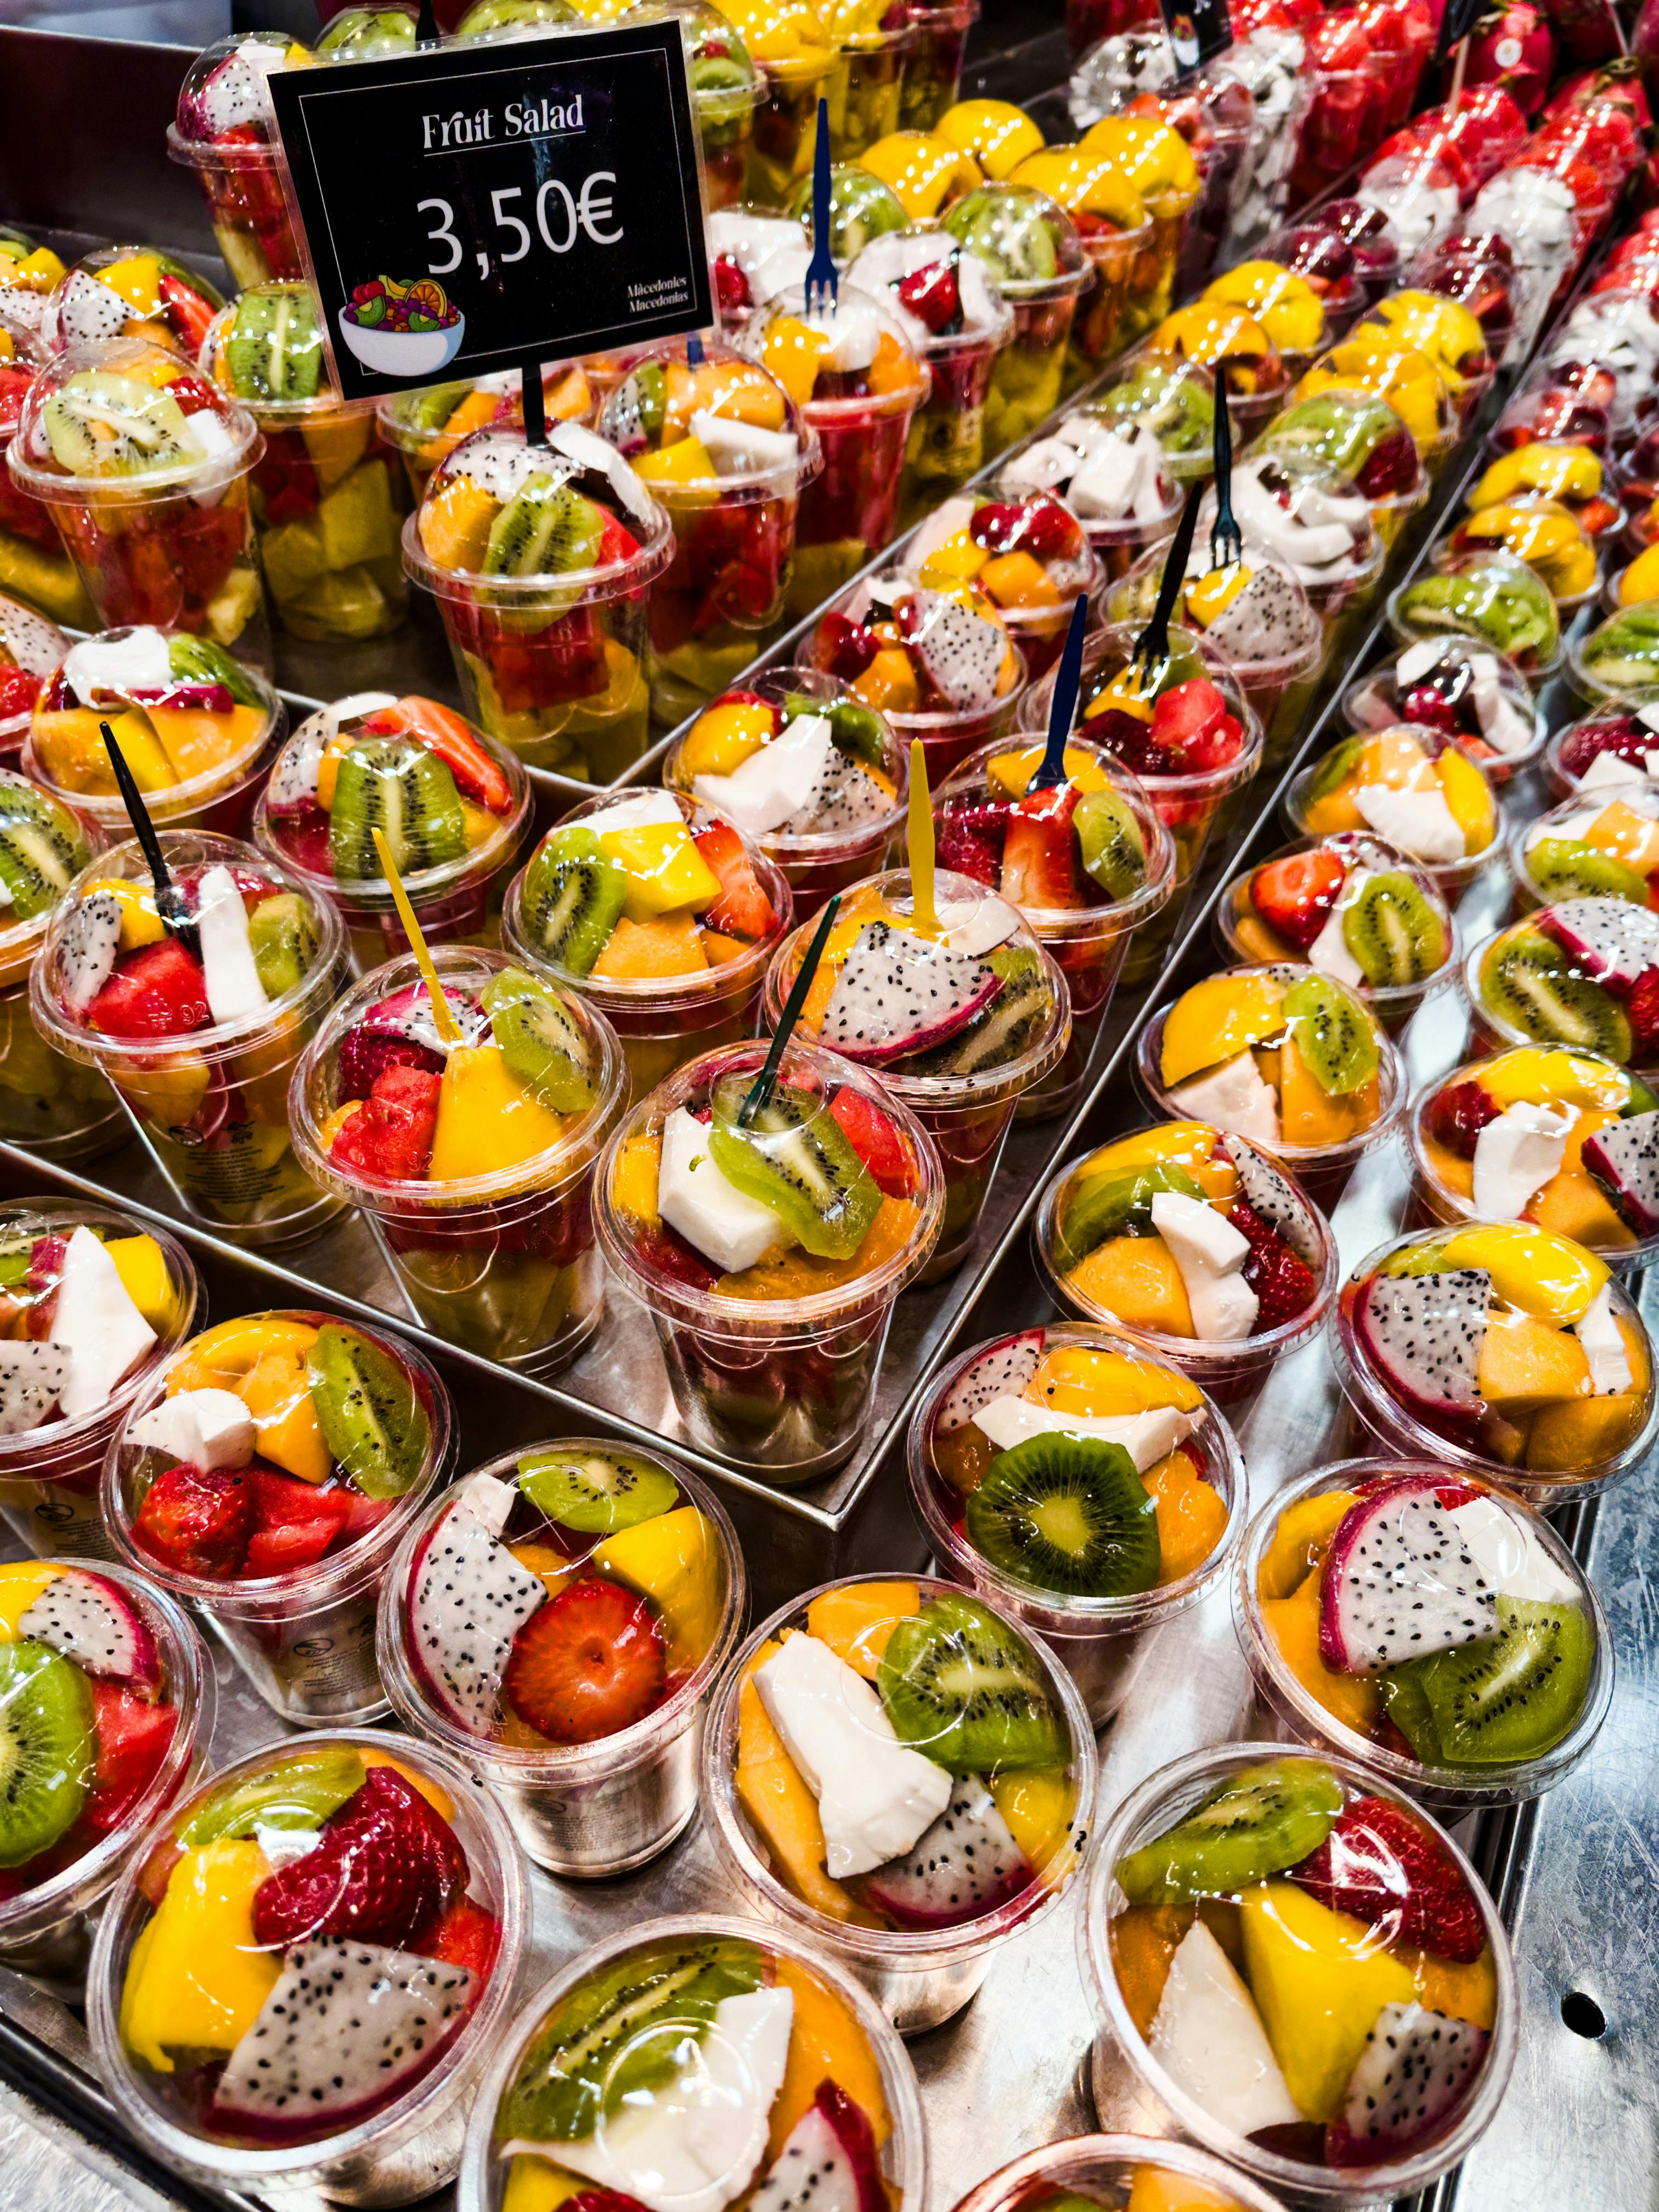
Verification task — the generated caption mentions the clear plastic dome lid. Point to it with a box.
[41,248,224,360]
[27,625,279,801]
[1204,259,1330,360]
[1007,144,1150,237]
[736,282,927,415]
[1146,301,1286,395]
[0,306,46,443]
[1090,348,1216,476]
[377,359,593,455]
[1260,218,1361,300]
[449,0,579,43]
[1356,156,1463,261]
[0,767,98,955]
[941,183,1088,295]
[0,593,68,690]
[1296,333,1459,457]
[410,419,672,589]
[314,3,420,57]
[821,0,910,49]
[1068,27,1177,129]
[1260,385,1425,501]
[595,332,811,490]
[10,336,261,495]
[799,569,1024,720]
[1573,599,1659,699]
[1302,194,1403,278]
[1206,448,1378,586]
[1361,288,1493,388]
[844,228,1014,350]
[712,0,836,72]
[1472,166,1581,264]
[0,230,67,328]
[200,281,338,418]
[783,166,909,264]
[1392,551,1561,673]
[1105,538,1324,672]
[1549,291,1659,420]
[1078,112,1202,209]
[670,0,762,100]
[170,30,314,151]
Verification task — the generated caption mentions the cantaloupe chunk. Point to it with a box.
[591,913,708,980]
[1257,1489,1358,1600]
[1144,1448,1228,1584]
[1404,1940,1497,2030]
[1065,1235,1194,1335]
[804,1582,920,1678]
[1526,1388,1644,1471]
[1279,1033,1373,1148]
[1476,1313,1591,1417]
[768,1956,891,2156]
[1126,2165,1243,2211]
[611,1132,661,1224]
[1260,1570,1380,1737]
[1435,745,1497,850]
[1110,1901,1195,2038]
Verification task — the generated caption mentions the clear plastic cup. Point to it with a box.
[0,325,96,627]
[1284,725,1501,898]
[1081,1742,1518,2204]
[597,1036,945,1476]
[1235,1458,1612,1814]
[1389,553,1565,688]
[703,1571,1096,2030]
[0,1203,199,1559]
[375,360,597,504]
[1339,636,1545,781]
[456,1912,927,2212]
[912,484,1101,685]
[8,337,271,672]
[827,12,914,157]
[1433,503,1602,623]
[1071,214,1160,366]
[253,695,533,978]
[1034,1133,1339,1398]
[104,1307,452,1723]
[1254,383,1430,552]
[33,832,347,1247]
[943,185,1093,459]
[402,424,674,782]
[901,0,977,129]
[378,1446,744,1874]
[1333,1222,1658,1502]
[909,1322,1248,1721]
[290,945,627,1370]
[680,0,766,205]
[23,625,287,840]
[748,54,840,205]
[166,33,311,287]
[88,1730,527,2206]
[952,2132,1291,2212]
[761,870,1069,1277]
[0,1560,210,1988]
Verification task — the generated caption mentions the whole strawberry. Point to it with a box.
[132,1465,251,1581]
[1291,1794,1486,1963]
[1425,1077,1502,1158]
[252,1765,466,1950]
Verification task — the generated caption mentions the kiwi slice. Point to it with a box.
[178,1748,368,1844]
[41,370,191,477]
[329,739,468,883]
[820,698,887,768]
[1481,929,1633,1058]
[247,891,318,998]
[400,381,474,434]
[1058,1160,1204,1266]
[1526,837,1649,905]
[518,1447,679,1534]
[904,944,1049,1076]
[1340,871,1448,988]
[496,1937,764,2144]
[0,775,89,919]
[521,826,630,974]
[943,190,1060,285]
[1074,788,1148,900]
[967,1435,1160,1597]
[1114,1757,1344,1904]
[484,473,605,580]
[166,634,266,707]
[1381,1599,1595,1767]
[708,1076,881,1262]
[0,1640,93,1868]
[307,1323,430,1499]
[1283,973,1378,1095]
[482,965,597,1112]
[223,284,322,404]
[879,1590,1065,1774]
[1306,736,1364,804]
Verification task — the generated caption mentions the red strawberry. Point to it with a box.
[634,1221,720,1291]
[331,1063,441,1181]
[1151,679,1243,771]
[163,371,221,416]
[1001,786,1086,909]
[1626,969,1659,1055]
[83,1684,178,1835]
[85,938,210,1039]
[829,1086,910,1197]
[563,2194,655,2212]
[1291,1795,1486,1963]
[251,1765,466,1950]
[368,696,513,811]
[1085,706,1177,776]
[1013,494,1084,561]
[0,664,40,719]
[695,819,776,939]
[336,1023,445,1102]
[415,1896,501,1978]
[967,499,1025,551]
[1425,1077,1502,1158]
[157,270,217,355]
[596,510,640,566]
[895,256,962,335]
[1231,1201,1317,1330]
[242,1468,354,1577]
[503,1577,666,1745]
[133,1465,250,1581]
[1250,850,1347,950]
[713,253,751,314]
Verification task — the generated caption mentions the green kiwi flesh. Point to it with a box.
[707,1076,881,1260]
[1526,837,1649,906]
[1058,1161,1204,1266]
[0,1641,94,1867]
[1114,1756,1344,1904]
[878,1590,1066,1773]
[1340,871,1447,988]
[482,966,597,1112]
[521,827,629,974]
[1480,928,1633,1059]
[517,1447,679,1534]
[307,1323,430,1498]
[967,1434,1160,1597]
[1283,973,1378,1094]
[1380,1598,1595,1767]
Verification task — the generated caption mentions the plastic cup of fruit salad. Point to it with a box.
[793,566,1028,781]
[1435,499,1604,623]
[24,624,285,840]
[1545,702,1659,800]
[1235,1458,1612,1814]
[1080,1743,1517,2202]
[1285,724,1500,898]
[664,671,906,903]
[597,1035,944,1476]
[166,33,310,287]
[761,871,1068,1278]
[504,786,792,1104]
[458,1912,925,2212]
[0,1556,208,1988]
[1034,1127,1338,1403]
[87,1729,526,2203]
[1567,599,1659,712]
[1218,832,1458,1030]
[1256,386,1430,554]
[940,184,1093,460]
[1332,1221,1657,1502]
[738,283,929,618]
[1082,119,1204,340]
[0,326,98,630]
[1509,780,1659,917]
[996,407,1183,585]
[1142,303,1290,442]
[1137,964,1407,1210]
[379,1444,743,1875]
[679,1,765,205]
[1339,636,1544,783]
[594,334,821,727]
[33,832,347,1245]
[0,767,125,1160]
[1464,900,1659,1075]
[908,1323,1246,1723]
[909,486,1103,685]
[0,594,68,755]
[703,1573,1095,2032]
[0,1207,197,1560]
[933,733,1174,1120]
[952,2131,1291,2212]
[200,282,409,645]
[105,1307,453,1723]
[7,337,272,671]
[291,947,626,1369]
[375,362,596,504]
[253,692,532,978]
[1087,352,1218,487]
[402,424,674,783]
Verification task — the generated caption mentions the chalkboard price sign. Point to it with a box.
[267,21,714,403]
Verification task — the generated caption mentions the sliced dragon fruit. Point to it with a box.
[49,268,129,350]
[0,1339,70,1435]
[905,587,1007,713]
[751,2081,888,2212]
[819,921,1003,1064]
[363,979,489,1056]
[1325,2002,1488,2170]
[59,888,122,1014]
[18,1567,162,1692]
[861,1776,1031,1928]
[1581,1110,1659,1237]
[265,726,326,815]
[405,1500,546,1734]
[1318,1477,1501,1674]
[1537,896,1659,994]
[1221,1135,1322,1264]
[938,1329,1044,1431]
[1355,1267,1490,1428]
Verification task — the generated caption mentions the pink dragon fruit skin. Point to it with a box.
[1355,1266,1491,1431]
[1317,1477,1500,1674]
[751,2081,888,2212]
[1581,1110,1659,1237]
[1325,2001,1489,2169]
[18,1568,162,1694]
[860,1778,1032,1929]
[937,1328,1044,1431]
[1537,896,1659,995]
[819,920,1005,1064]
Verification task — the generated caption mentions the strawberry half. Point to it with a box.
[251,1764,466,1950]
[1230,1201,1317,1330]
[132,1465,250,1581]
[1250,850,1346,950]
[243,1468,354,1577]
[1424,1077,1501,1159]
[503,1577,666,1745]
[1291,1794,1487,1963]
[336,1024,445,1103]
[83,1683,178,1835]
[830,1086,911,1197]
[1150,678,1244,771]
[695,819,776,939]
[1001,786,1086,908]
[895,255,963,336]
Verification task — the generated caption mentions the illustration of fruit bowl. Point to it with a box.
[338,273,465,375]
